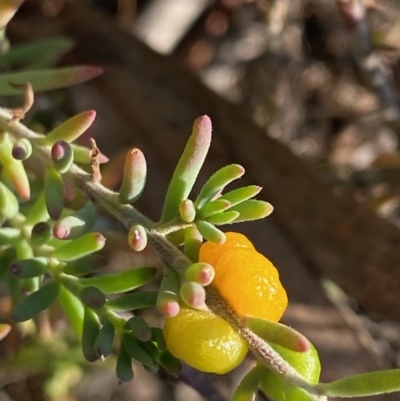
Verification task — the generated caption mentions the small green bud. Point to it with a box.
[127,225,147,252]
[179,199,196,223]
[119,148,147,204]
[10,257,48,278]
[53,232,106,261]
[31,222,52,247]
[44,166,65,220]
[195,220,226,243]
[80,286,106,309]
[12,138,32,160]
[51,140,74,173]
[180,281,207,310]
[45,110,96,145]
[184,262,215,286]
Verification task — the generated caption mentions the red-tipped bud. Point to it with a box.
[157,269,180,317]
[45,110,96,145]
[51,140,74,173]
[119,148,147,204]
[128,225,147,252]
[179,199,196,223]
[180,282,207,310]
[184,262,215,286]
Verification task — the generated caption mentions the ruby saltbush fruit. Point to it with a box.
[0,16,400,401]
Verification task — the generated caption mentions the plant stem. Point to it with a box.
[0,108,325,400]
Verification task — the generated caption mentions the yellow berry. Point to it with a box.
[163,308,248,374]
[200,232,288,322]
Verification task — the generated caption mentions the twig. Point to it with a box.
[8,82,34,122]
[0,107,325,401]
[89,138,102,183]
[335,0,400,134]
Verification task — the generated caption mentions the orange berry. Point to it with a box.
[199,231,254,267]
[163,308,247,374]
[200,232,288,322]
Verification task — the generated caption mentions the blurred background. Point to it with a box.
[3,0,400,400]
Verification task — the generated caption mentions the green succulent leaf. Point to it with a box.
[219,185,262,207]
[0,66,103,96]
[106,291,157,311]
[195,164,245,209]
[245,316,310,353]
[62,255,108,276]
[79,266,156,294]
[94,320,115,358]
[0,36,75,69]
[122,332,157,369]
[206,210,240,225]
[11,280,60,322]
[82,307,101,362]
[159,350,182,375]
[10,257,48,279]
[161,116,211,222]
[199,199,231,218]
[232,364,265,401]
[230,200,273,223]
[116,346,134,382]
[58,285,84,337]
[53,232,106,261]
[317,370,400,397]
[44,167,65,221]
[195,220,226,243]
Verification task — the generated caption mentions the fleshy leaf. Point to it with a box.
[0,181,19,221]
[94,320,115,359]
[220,185,262,207]
[232,364,265,401]
[45,111,96,145]
[126,316,151,342]
[119,148,147,204]
[161,115,211,222]
[78,266,156,294]
[122,332,157,369]
[106,291,158,311]
[62,255,108,276]
[0,66,103,95]
[11,280,60,322]
[10,257,49,279]
[199,199,231,218]
[53,232,106,261]
[245,316,309,352]
[116,346,134,382]
[58,285,84,337]
[0,37,75,70]
[53,201,97,240]
[195,164,245,209]
[157,268,180,317]
[180,281,207,310]
[317,370,400,397]
[82,307,101,362]
[196,220,226,243]
[44,167,64,220]
[231,200,274,223]
[206,210,240,225]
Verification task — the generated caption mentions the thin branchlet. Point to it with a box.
[0,107,325,400]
